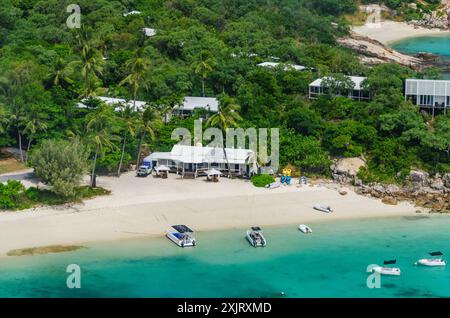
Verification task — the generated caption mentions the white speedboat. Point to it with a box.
[372,260,401,276]
[246,227,267,247]
[415,252,446,267]
[166,225,196,248]
[313,204,333,213]
[372,266,401,276]
[298,224,312,234]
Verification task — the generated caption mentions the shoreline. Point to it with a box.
[352,21,450,46]
[0,171,419,258]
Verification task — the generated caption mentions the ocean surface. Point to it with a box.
[0,215,450,298]
[391,34,450,60]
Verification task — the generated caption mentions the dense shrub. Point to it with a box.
[251,174,275,187]
[0,180,29,210]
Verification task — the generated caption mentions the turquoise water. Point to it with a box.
[392,34,450,60]
[0,215,449,298]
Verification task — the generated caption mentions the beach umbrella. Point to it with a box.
[155,165,170,172]
[206,168,222,177]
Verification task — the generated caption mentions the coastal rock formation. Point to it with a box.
[331,157,366,184]
[354,170,450,213]
[337,33,423,67]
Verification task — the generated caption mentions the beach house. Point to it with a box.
[77,96,147,111]
[308,76,370,101]
[172,96,219,118]
[405,79,450,115]
[143,144,257,178]
[257,62,307,71]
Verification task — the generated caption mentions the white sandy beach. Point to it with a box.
[0,171,418,257]
[352,21,450,45]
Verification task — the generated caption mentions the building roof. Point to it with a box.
[77,96,147,111]
[123,10,141,16]
[309,76,367,90]
[143,28,156,37]
[405,78,450,96]
[144,145,256,165]
[257,62,307,71]
[176,97,219,112]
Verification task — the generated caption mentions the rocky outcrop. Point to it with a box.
[408,11,450,30]
[337,33,423,67]
[331,157,366,184]
[354,170,450,213]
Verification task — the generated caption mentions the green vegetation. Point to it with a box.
[0,180,110,211]
[251,174,276,187]
[0,0,448,191]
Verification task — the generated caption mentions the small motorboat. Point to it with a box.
[415,251,446,267]
[313,204,333,213]
[166,225,196,248]
[298,224,312,234]
[372,260,401,276]
[246,226,267,247]
[265,182,281,190]
[372,266,401,276]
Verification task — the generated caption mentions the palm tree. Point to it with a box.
[76,27,104,97]
[206,95,242,177]
[135,106,160,168]
[117,104,137,176]
[47,58,75,87]
[7,101,27,162]
[23,106,48,162]
[192,50,215,97]
[120,48,150,110]
[86,104,119,187]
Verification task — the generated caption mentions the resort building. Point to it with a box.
[172,96,219,118]
[308,76,370,101]
[405,79,450,113]
[143,145,257,178]
[77,96,147,111]
[143,28,157,37]
[123,10,141,16]
[257,62,307,71]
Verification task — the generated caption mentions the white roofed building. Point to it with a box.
[405,79,450,114]
[308,76,370,101]
[257,62,307,71]
[143,28,157,37]
[77,96,147,111]
[173,96,219,118]
[143,145,257,178]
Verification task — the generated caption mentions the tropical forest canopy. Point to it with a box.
[0,0,449,186]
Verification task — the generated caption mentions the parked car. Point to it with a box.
[136,165,152,177]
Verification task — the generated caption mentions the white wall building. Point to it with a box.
[405,79,450,113]
[143,145,257,178]
[77,96,147,111]
[173,96,219,118]
[308,76,370,101]
[257,62,307,71]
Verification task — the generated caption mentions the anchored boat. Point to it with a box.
[298,224,312,234]
[372,260,401,276]
[166,225,196,248]
[246,226,267,247]
[415,251,446,267]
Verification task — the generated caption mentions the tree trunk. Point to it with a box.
[18,131,24,163]
[26,137,32,163]
[223,146,231,178]
[136,132,146,169]
[91,144,99,187]
[202,79,205,97]
[117,134,127,177]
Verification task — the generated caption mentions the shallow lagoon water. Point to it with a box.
[0,215,449,298]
